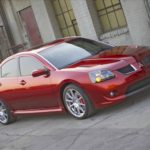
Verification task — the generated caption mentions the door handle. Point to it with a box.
[20,80,26,85]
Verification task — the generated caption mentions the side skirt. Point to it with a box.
[12,107,63,115]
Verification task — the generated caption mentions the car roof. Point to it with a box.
[1,36,113,64]
[2,36,79,63]
[19,36,78,53]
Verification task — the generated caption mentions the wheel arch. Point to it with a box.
[59,80,96,118]
[59,79,83,94]
[59,79,84,102]
[59,79,83,101]
[0,97,10,108]
[59,79,95,111]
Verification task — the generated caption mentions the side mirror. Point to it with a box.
[32,68,50,77]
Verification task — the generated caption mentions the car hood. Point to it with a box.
[98,45,150,61]
[62,46,150,72]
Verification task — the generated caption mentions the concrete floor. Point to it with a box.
[0,88,150,150]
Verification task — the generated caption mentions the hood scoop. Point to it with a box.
[74,58,121,66]
[67,57,126,70]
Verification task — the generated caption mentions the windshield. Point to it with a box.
[39,38,112,69]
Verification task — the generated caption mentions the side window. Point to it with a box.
[20,56,44,76]
[1,59,19,78]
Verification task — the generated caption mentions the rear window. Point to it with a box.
[68,38,112,54]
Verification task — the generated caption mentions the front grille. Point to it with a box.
[142,56,150,65]
[126,77,150,94]
[118,65,136,75]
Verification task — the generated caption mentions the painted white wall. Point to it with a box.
[2,0,24,45]
[100,27,133,45]
[2,0,58,47]
[11,0,30,11]
[2,0,150,48]
[0,15,3,26]
[102,32,133,46]
[121,0,150,46]
[30,0,57,43]
[71,0,99,40]
[71,0,133,45]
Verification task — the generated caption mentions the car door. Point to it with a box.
[16,55,59,110]
[0,58,20,109]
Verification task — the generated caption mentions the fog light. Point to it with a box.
[110,91,116,97]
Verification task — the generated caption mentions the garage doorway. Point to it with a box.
[19,7,43,47]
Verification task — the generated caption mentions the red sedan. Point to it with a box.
[0,37,150,124]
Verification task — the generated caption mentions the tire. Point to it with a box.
[0,101,16,125]
[63,84,95,119]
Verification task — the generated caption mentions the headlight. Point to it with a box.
[89,69,115,83]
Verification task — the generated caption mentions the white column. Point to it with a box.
[71,0,99,40]
[30,0,57,43]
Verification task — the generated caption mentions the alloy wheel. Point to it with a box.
[0,102,8,124]
[64,88,86,118]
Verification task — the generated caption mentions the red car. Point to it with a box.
[0,37,150,124]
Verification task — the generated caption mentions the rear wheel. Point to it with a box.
[63,84,95,119]
[0,101,15,125]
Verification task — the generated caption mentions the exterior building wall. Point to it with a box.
[86,0,102,36]
[0,26,12,60]
[1,0,150,53]
[0,15,12,60]
[71,0,99,40]
[10,0,30,12]
[44,0,62,39]
[30,0,58,43]
[2,0,25,47]
[100,27,133,45]
[102,31,133,46]
[121,0,150,46]
[0,13,2,26]
[70,0,133,45]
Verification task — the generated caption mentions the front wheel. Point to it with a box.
[0,101,15,125]
[63,84,95,119]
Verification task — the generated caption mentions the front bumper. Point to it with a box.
[126,76,150,95]
[84,66,150,109]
